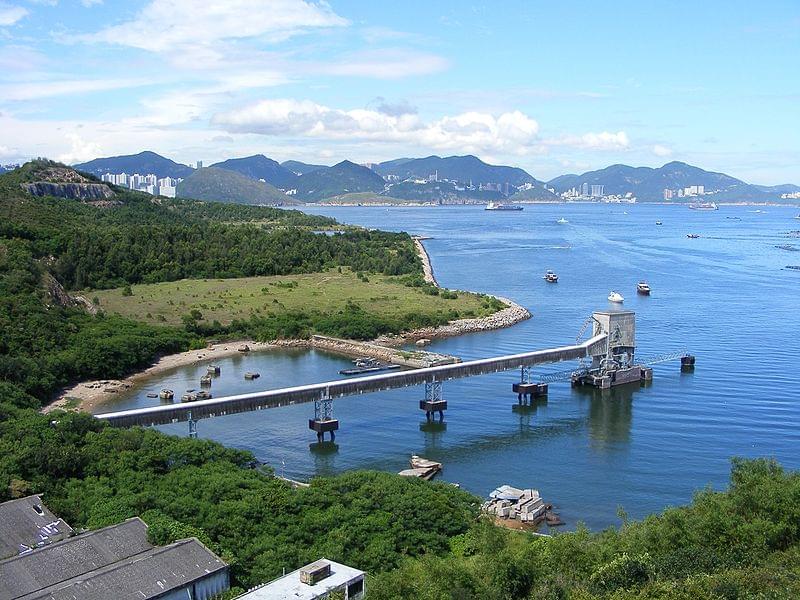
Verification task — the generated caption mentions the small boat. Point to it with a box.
[686,233,700,239]
[159,389,174,401]
[637,282,651,295]
[181,393,197,403]
[207,364,221,375]
[195,390,212,400]
[237,344,250,353]
[655,220,663,225]
[557,217,569,224]
[339,363,401,376]
[146,393,158,398]
[795,214,800,220]
[200,374,212,386]
[543,270,559,283]
[608,291,624,303]
[244,371,260,380]
[485,201,523,211]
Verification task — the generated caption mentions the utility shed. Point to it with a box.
[235,558,365,600]
[0,495,73,559]
[0,517,229,600]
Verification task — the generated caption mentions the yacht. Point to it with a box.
[485,201,523,211]
[687,233,700,239]
[608,291,624,303]
[557,217,569,224]
[543,270,559,283]
[688,201,718,211]
[637,282,651,295]
[655,220,663,225]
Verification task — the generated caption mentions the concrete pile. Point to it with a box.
[482,485,547,524]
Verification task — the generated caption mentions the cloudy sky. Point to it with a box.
[0,0,798,182]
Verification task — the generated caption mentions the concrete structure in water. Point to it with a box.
[570,310,653,389]
[96,310,692,437]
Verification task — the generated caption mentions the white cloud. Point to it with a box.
[57,132,101,163]
[0,3,27,25]
[213,99,543,154]
[0,77,151,101]
[83,0,347,54]
[321,49,448,79]
[652,144,673,157]
[81,0,103,6]
[547,131,630,150]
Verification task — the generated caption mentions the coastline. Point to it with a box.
[45,238,530,415]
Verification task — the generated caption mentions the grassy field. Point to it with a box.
[88,269,498,327]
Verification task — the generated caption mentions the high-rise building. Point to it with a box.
[196,160,203,169]
[663,189,673,200]
[590,184,604,197]
[581,182,589,196]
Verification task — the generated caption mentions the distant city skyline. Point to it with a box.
[0,1,798,184]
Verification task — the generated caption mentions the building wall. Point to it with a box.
[156,569,230,600]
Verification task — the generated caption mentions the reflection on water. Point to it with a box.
[105,204,800,530]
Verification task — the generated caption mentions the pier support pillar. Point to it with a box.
[420,379,446,421]
[187,411,198,439]
[309,389,339,441]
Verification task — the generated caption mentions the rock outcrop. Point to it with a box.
[23,181,115,201]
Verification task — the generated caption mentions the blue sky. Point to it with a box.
[0,0,798,183]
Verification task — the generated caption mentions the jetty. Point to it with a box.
[398,455,442,480]
[95,310,694,441]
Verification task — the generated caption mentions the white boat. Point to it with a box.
[557,217,569,224]
[637,282,651,295]
[485,201,523,211]
[794,214,800,220]
[608,291,624,303]
[688,202,718,211]
[543,270,558,283]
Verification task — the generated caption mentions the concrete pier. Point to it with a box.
[308,418,339,442]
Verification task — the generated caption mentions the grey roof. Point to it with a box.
[0,495,74,560]
[0,517,152,599]
[17,538,228,600]
[236,559,365,600]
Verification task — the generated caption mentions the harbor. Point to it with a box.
[83,203,800,531]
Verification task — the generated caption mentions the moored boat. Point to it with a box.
[244,371,261,380]
[195,390,212,400]
[200,374,212,386]
[485,201,523,211]
[207,364,221,375]
[181,392,196,403]
[608,291,624,303]
[637,281,651,295]
[159,389,174,401]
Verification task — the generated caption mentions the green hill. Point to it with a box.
[281,159,328,175]
[75,150,194,179]
[210,154,298,189]
[294,160,386,201]
[177,166,296,205]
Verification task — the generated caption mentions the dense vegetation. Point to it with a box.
[370,457,800,598]
[0,408,479,591]
[0,161,423,403]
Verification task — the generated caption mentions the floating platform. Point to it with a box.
[572,365,652,389]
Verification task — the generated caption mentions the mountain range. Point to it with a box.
[71,151,799,205]
[548,162,800,202]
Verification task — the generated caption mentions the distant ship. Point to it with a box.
[485,202,523,211]
[688,201,718,211]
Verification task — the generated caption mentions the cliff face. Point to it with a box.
[22,181,115,200]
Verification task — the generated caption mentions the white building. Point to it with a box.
[235,559,365,600]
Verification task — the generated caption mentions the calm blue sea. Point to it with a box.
[103,204,800,530]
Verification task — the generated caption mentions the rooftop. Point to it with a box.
[236,559,365,600]
[0,495,73,560]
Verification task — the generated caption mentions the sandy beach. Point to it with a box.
[44,340,274,414]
